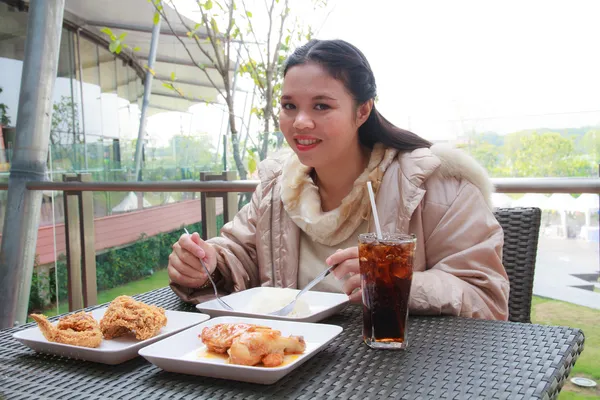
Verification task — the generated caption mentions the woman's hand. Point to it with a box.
[326,247,362,303]
[168,231,218,288]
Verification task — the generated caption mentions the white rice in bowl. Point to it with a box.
[244,287,311,317]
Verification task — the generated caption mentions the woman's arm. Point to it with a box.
[410,180,509,320]
[170,183,263,303]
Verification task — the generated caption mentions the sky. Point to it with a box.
[147,0,600,144]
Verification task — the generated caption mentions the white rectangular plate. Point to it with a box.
[138,316,343,385]
[13,308,210,365]
[196,287,349,322]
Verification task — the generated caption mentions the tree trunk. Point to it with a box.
[259,105,271,161]
[226,94,247,180]
[259,71,274,161]
[273,114,284,149]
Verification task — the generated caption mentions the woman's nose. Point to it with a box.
[293,111,315,130]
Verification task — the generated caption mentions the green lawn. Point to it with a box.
[38,276,599,398]
[531,297,600,399]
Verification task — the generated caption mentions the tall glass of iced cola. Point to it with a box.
[359,233,416,349]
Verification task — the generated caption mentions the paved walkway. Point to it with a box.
[533,236,600,309]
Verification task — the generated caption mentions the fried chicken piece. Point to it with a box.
[200,323,269,354]
[30,312,102,348]
[228,329,306,367]
[100,296,167,341]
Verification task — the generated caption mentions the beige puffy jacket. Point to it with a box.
[171,144,510,320]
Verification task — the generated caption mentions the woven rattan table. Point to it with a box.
[0,287,584,400]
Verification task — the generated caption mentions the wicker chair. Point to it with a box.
[493,207,542,323]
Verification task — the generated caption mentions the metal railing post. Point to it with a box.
[133,14,161,181]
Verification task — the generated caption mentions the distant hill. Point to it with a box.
[462,125,600,147]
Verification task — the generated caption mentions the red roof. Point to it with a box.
[0,199,223,265]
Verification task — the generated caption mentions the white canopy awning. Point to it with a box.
[63,0,234,117]
[491,193,513,208]
[513,193,549,208]
[573,193,599,212]
[543,193,577,212]
[112,192,151,212]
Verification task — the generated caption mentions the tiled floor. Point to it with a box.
[533,236,600,309]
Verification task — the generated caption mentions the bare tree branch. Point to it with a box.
[224,0,236,80]
[265,0,275,68]
[270,0,289,71]
[151,1,227,99]
[195,0,227,75]
[240,0,266,66]
[313,0,337,37]
[166,0,219,68]
[236,32,266,94]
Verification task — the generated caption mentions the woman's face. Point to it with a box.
[279,63,371,170]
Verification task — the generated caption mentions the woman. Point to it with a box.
[168,39,509,320]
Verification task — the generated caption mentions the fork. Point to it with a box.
[183,228,233,311]
[269,263,338,316]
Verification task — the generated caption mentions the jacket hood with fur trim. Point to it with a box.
[260,143,494,209]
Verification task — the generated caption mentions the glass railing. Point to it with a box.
[0,179,598,318]
[18,190,232,317]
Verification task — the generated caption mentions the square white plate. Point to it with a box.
[138,316,343,385]
[196,287,349,322]
[13,308,210,365]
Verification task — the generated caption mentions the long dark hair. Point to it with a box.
[283,39,432,151]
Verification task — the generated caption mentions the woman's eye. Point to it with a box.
[281,103,295,110]
[315,103,330,111]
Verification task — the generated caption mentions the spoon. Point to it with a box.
[269,263,338,316]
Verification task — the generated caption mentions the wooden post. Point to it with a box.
[223,171,238,224]
[62,173,97,311]
[136,192,144,210]
[63,174,83,311]
[78,173,97,307]
[199,171,239,239]
[200,172,217,240]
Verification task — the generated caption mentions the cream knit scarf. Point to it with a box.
[280,143,398,246]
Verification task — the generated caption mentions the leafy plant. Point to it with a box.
[50,96,83,169]
[99,28,140,54]
[0,86,11,127]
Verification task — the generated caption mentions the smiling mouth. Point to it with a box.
[295,139,322,146]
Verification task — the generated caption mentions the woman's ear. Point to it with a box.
[356,99,374,127]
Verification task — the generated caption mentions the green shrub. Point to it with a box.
[28,256,49,314]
